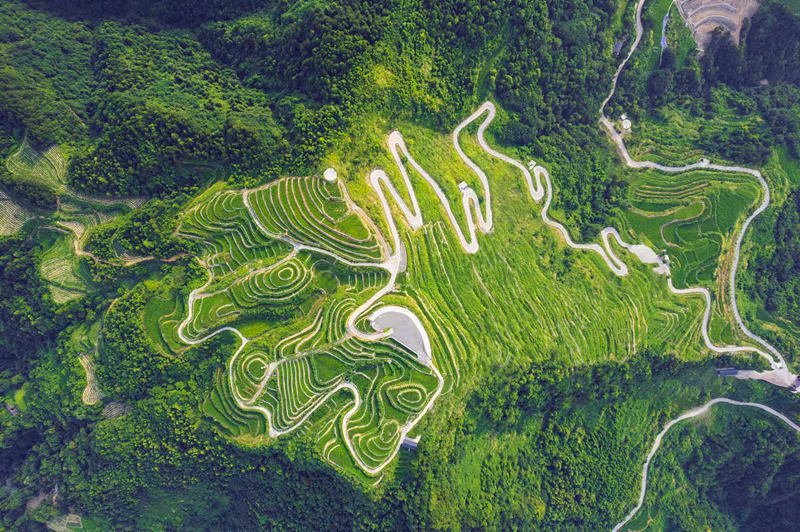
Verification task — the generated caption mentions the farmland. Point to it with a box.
[618,167,761,344]
[4,138,145,244]
[160,97,776,478]
[172,176,441,478]
[38,230,93,304]
[6,138,68,193]
[0,187,32,235]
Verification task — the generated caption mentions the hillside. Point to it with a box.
[2,0,800,529]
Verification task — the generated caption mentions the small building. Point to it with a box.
[5,403,19,416]
[401,436,419,451]
[716,367,739,377]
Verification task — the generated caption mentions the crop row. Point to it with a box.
[247,177,384,264]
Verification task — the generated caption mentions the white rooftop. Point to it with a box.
[323,167,338,182]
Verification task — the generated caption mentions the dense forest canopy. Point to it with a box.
[1,0,620,204]
[750,189,800,317]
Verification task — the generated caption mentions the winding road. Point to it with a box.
[173,0,796,481]
[612,398,800,532]
[604,0,799,529]
[176,179,444,476]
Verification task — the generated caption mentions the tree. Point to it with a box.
[647,68,674,107]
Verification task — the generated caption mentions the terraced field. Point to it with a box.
[166,95,773,478]
[72,322,104,405]
[618,168,761,343]
[174,176,440,478]
[6,138,68,193]
[3,140,146,267]
[143,294,188,356]
[0,187,33,235]
[246,176,385,264]
[381,115,713,393]
[179,186,294,280]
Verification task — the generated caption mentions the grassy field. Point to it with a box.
[38,229,93,304]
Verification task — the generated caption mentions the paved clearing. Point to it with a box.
[370,306,432,365]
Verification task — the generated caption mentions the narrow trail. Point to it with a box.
[47,221,188,267]
[605,1,799,529]
[367,101,639,274]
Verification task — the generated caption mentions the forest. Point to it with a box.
[0,0,625,234]
[750,190,800,320]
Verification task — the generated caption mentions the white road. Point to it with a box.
[174,0,796,476]
[604,1,799,529]
[612,398,800,532]
[177,178,444,476]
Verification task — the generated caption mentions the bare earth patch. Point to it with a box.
[675,0,759,50]
[78,354,103,405]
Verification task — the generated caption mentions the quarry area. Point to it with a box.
[675,0,759,49]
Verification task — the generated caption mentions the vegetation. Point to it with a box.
[2,0,800,529]
[84,196,186,261]
[703,3,800,88]
[629,401,800,530]
[38,230,94,304]
[749,189,800,321]
[610,0,800,362]
[175,176,441,477]
[0,235,57,369]
[398,351,797,530]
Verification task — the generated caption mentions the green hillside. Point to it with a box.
[2,0,800,530]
